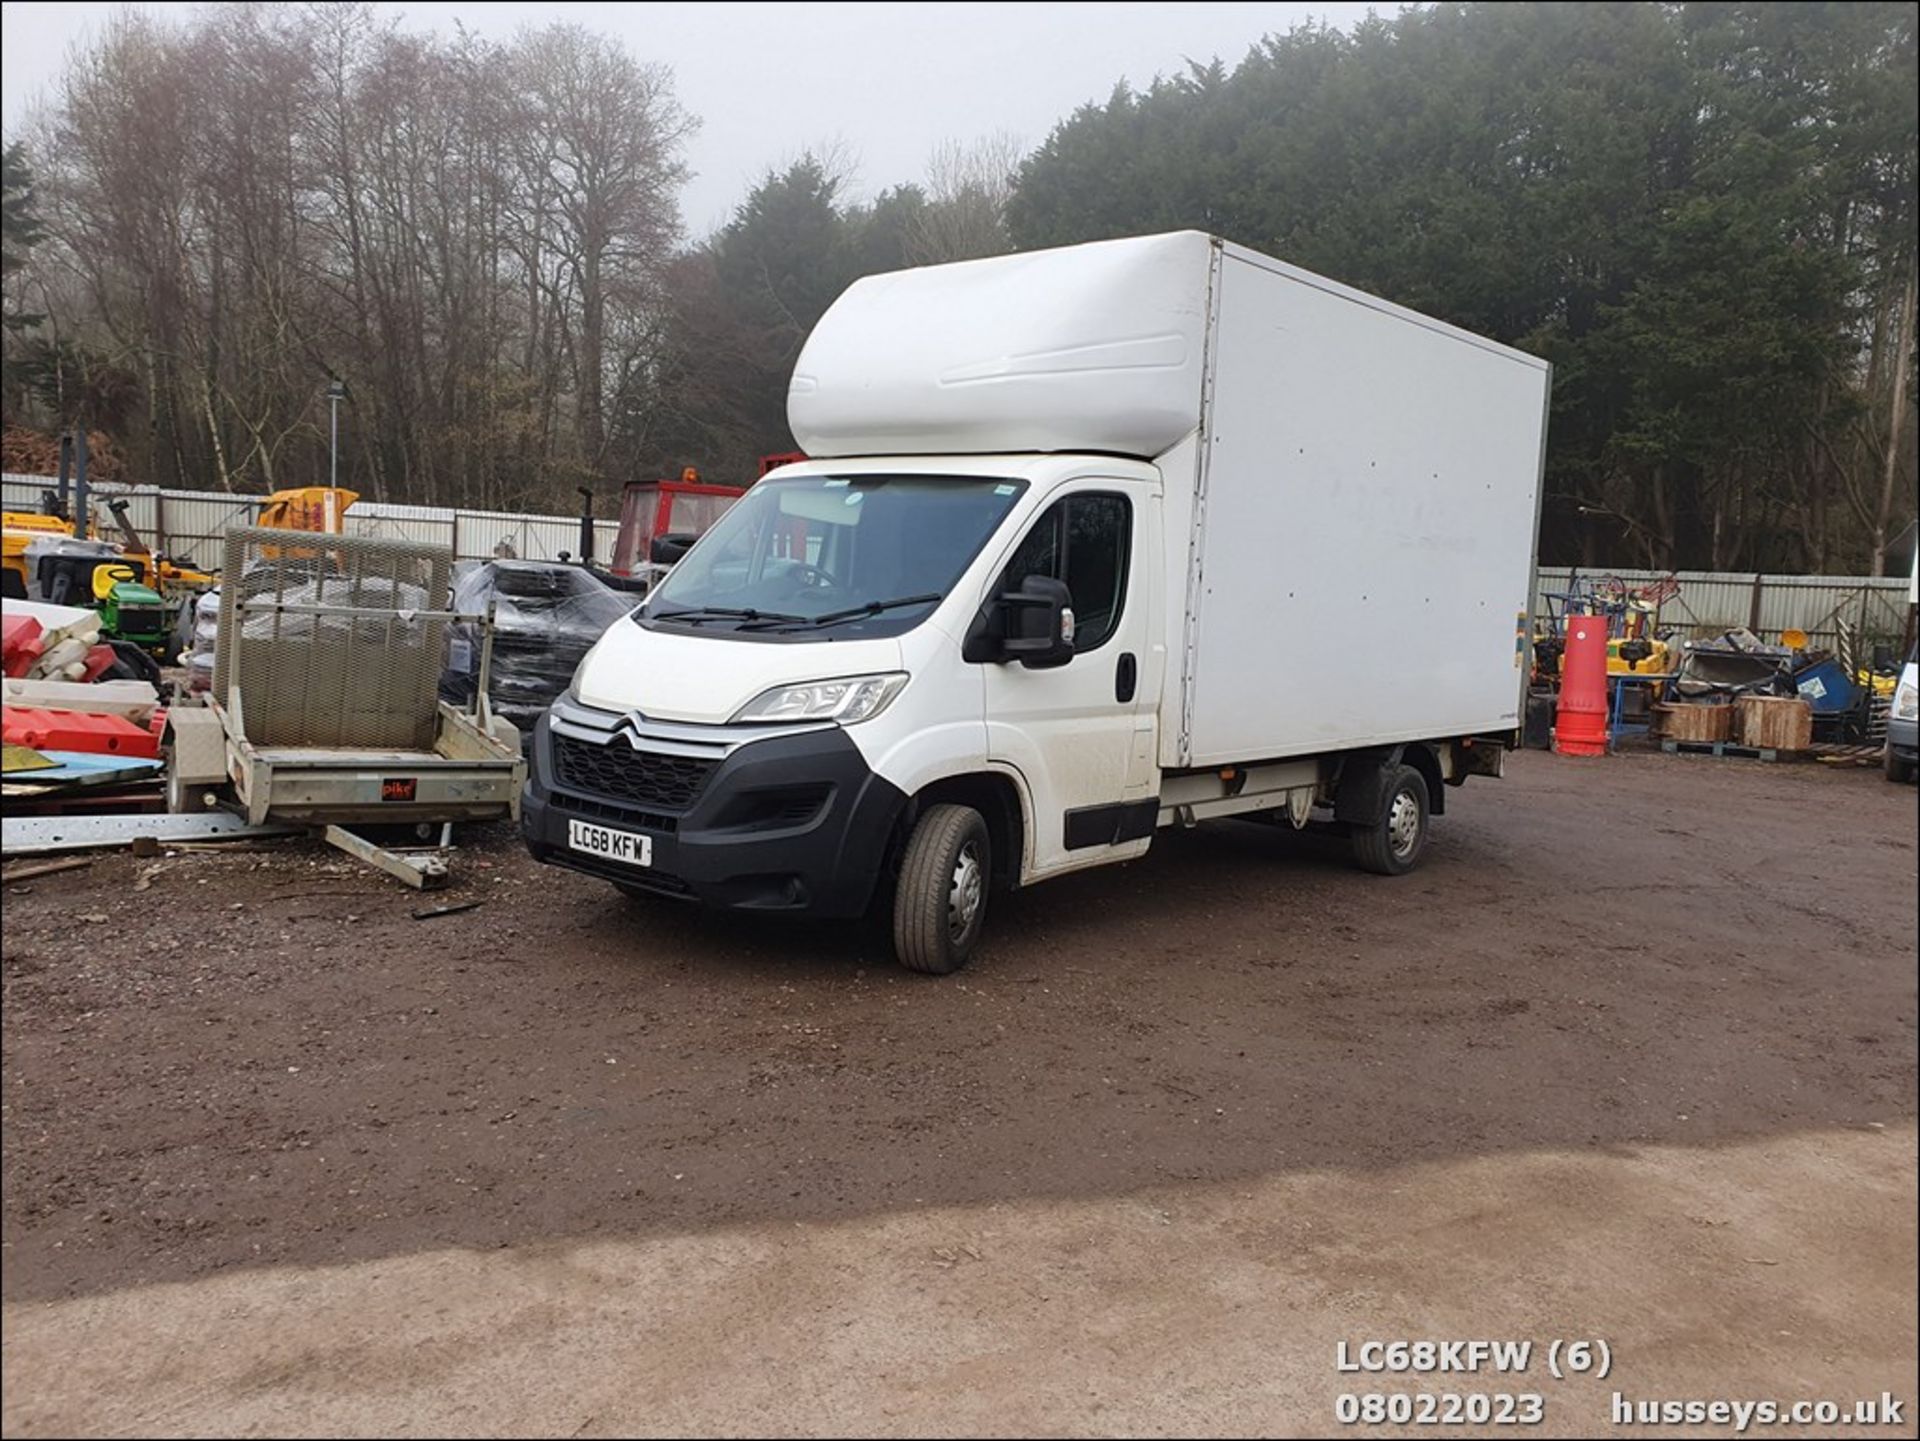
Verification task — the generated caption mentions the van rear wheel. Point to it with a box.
[892,803,990,975]
[1350,763,1430,876]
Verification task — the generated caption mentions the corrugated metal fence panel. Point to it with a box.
[1751,574,1909,641]
[1652,572,1760,634]
[344,504,621,562]
[1534,567,1909,646]
[454,509,620,564]
[109,490,160,539]
[2,475,615,567]
[344,504,458,553]
[470,513,620,564]
[2,473,62,510]
[154,493,264,568]
[5,474,258,567]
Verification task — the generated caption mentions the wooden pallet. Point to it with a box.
[1811,743,1887,767]
[1660,739,1797,763]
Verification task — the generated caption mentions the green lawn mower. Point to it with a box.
[89,562,171,656]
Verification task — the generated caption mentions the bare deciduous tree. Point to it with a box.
[910,131,1022,264]
[6,7,693,512]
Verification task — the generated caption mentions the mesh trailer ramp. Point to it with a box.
[181,526,526,888]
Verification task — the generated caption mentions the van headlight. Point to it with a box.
[733,673,908,725]
[1896,680,1919,721]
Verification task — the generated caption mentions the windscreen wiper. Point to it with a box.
[647,605,809,627]
[797,593,945,628]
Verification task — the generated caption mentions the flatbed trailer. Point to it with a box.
[176,526,524,886]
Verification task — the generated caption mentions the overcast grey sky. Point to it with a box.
[1,1,1388,234]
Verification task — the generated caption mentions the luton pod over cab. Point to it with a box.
[522,231,1550,973]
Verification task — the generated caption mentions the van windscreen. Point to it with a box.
[642,474,1028,638]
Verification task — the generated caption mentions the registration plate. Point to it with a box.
[567,818,652,868]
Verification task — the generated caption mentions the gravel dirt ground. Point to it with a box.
[2,748,1915,1436]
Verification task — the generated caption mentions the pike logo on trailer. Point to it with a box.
[382,777,418,803]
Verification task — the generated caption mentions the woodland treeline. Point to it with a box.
[1,2,1914,572]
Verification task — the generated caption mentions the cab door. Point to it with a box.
[978,480,1160,876]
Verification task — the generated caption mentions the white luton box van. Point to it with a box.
[523,231,1550,972]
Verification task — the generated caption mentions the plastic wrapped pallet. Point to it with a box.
[440,561,633,737]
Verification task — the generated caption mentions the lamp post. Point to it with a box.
[327,379,348,488]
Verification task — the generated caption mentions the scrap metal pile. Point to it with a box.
[3,600,168,811]
[1671,626,1889,731]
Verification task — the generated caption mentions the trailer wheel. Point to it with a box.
[1350,763,1430,876]
[892,803,990,975]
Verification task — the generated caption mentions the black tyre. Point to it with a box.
[1888,748,1917,784]
[108,640,165,687]
[892,803,990,975]
[1350,763,1431,876]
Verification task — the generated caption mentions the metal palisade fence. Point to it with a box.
[3,473,622,570]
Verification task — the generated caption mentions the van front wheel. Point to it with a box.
[892,803,990,975]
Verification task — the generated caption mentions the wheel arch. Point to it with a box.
[1333,742,1445,821]
[896,769,1029,892]
[1400,741,1445,816]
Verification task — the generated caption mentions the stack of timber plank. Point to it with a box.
[1732,695,1813,753]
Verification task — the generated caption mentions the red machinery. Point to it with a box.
[607,468,750,578]
[573,455,803,585]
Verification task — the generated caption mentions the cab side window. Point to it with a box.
[995,493,1131,652]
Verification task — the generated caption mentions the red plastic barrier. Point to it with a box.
[1,705,163,758]
[1553,615,1609,757]
[81,643,117,682]
[2,614,45,678]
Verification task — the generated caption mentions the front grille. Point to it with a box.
[551,789,678,834]
[764,791,829,826]
[560,849,695,898]
[117,607,167,633]
[712,785,831,832]
[552,733,718,812]
[612,868,695,899]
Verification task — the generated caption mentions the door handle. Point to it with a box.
[1115,652,1137,704]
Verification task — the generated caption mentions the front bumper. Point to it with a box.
[1888,712,1918,761]
[521,702,906,917]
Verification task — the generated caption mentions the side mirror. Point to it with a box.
[999,575,1075,668]
[650,534,695,565]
